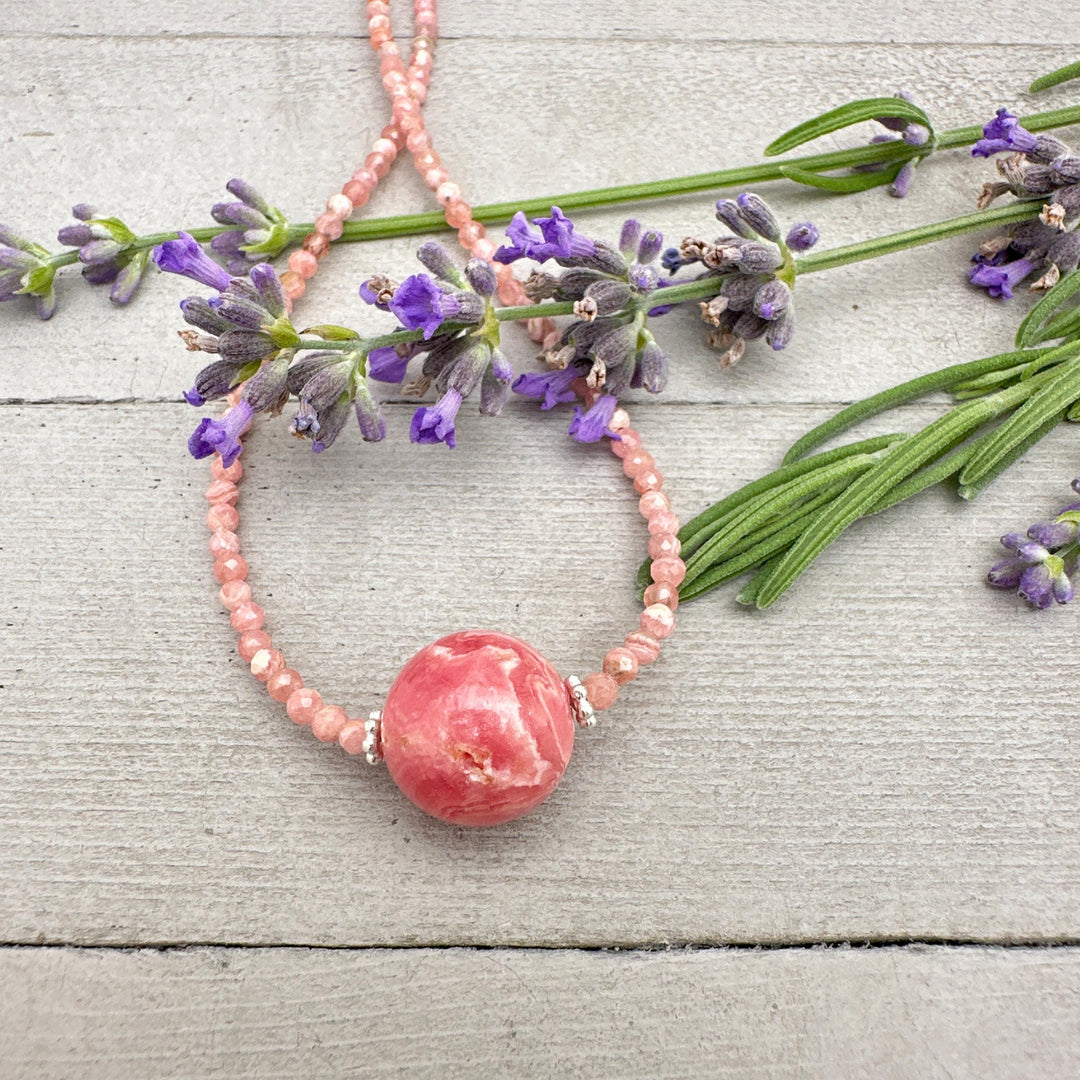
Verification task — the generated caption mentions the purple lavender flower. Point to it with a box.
[154,232,232,292]
[512,365,581,410]
[568,393,621,443]
[972,109,1039,158]
[187,400,254,467]
[494,206,599,265]
[785,222,819,252]
[209,179,290,273]
[968,256,1037,299]
[989,494,1079,608]
[410,388,463,447]
[389,273,464,339]
[367,344,414,384]
[0,226,57,319]
[889,161,916,199]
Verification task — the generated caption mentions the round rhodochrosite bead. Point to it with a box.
[380,630,575,827]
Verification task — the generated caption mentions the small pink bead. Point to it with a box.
[411,48,434,74]
[436,181,461,207]
[364,152,391,179]
[214,555,247,584]
[382,70,407,93]
[287,687,323,726]
[315,213,344,241]
[210,456,243,483]
[471,238,497,261]
[288,249,319,279]
[622,450,654,479]
[381,123,406,148]
[641,603,676,640]
[444,199,472,228]
[602,647,639,686]
[280,270,306,300]
[230,601,265,633]
[268,668,304,703]
[343,180,371,208]
[649,533,682,560]
[209,529,241,559]
[458,220,486,247]
[311,705,349,743]
[609,429,642,459]
[338,721,367,756]
[412,149,439,172]
[393,97,421,120]
[582,672,619,711]
[609,408,631,432]
[207,504,240,532]
[366,1,389,16]
[415,13,437,35]
[650,556,686,586]
[371,137,397,161]
[406,129,432,152]
[378,39,401,59]
[368,13,390,32]
[250,648,284,683]
[648,509,680,536]
[407,79,428,103]
[643,582,679,611]
[424,167,450,190]
[634,469,664,494]
[326,193,353,218]
[399,112,425,135]
[639,490,670,518]
[218,578,251,611]
[370,27,391,49]
[380,55,403,78]
[352,167,379,188]
[624,631,661,666]
[237,630,271,662]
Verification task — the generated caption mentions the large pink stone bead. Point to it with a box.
[380,631,575,827]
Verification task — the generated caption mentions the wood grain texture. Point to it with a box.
[2,402,1078,948]
[3,944,1079,1080]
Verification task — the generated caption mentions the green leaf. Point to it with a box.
[301,324,360,341]
[1026,305,1080,346]
[958,358,1080,487]
[735,557,784,607]
[957,410,1068,501]
[1015,269,1080,346]
[17,262,55,296]
[764,97,932,156]
[91,216,136,245]
[1029,60,1080,93]
[779,162,904,194]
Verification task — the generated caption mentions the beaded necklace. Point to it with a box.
[200,0,685,826]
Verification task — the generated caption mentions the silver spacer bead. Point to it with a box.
[363,710,384,766]
[565,675,596,728]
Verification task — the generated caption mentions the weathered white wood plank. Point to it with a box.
[3,944,1078,1079]
[11,0,1080,45]
[2,401,1078,947]
[0,35,1076,404]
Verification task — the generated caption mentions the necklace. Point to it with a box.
[198,0,684,825]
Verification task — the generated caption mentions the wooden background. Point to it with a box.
[2,2,1079,1076]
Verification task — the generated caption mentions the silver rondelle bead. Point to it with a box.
[565,675,596,728]
[363,710,384,766]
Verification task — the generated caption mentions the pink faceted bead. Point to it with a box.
[399,112,425,136]
[364,152,391,180]
[288,249,319,280]
[368,13,390,32]
[218,578,251,611]
[311,705,349,743]
[648,509,680,536]
[343,180,371,208]
[643,582,679,611]
[250,648,284,683]
[267,668,304,703]
[650,556,686,586]
[286,687,323,726]
[436,181,462,207]
[634,469,664,494]
[424,167,450,190]
[280,270,305,300]
[471,238,497,262]
[407,129,432,152]
[352,167,379,189]
[609,408,631,431]
[315,213,344,241]
[370,27,391,49]
[582,672,619,711]
[382,70,407,94]
[624,631,661,666]
[458,220,487,247]
[210,456,243,483]
[381,123,406,149]
[641,603,676,640]
[407,79,428,103]
[326,193,353,219]
[207,504,240,532]
[622,450,654,478]
[393,97,421,121]
[444,200,472,228]
[338,722,367,756]
[230,601,265,633]
[213,555,247,584]
[237,630,271,662]
[609,429,642,459]
[638,490,670,518]
[381,631,575,826]
[412,149,440,172]
[209,529,241,559]
[648,533,682,560]
[366,1,388,16]
[371,137,398,162]
[602,647,639,686]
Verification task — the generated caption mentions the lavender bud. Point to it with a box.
[0,248,35,271]
[732,311,769,341]
[216,328,278,364]
[1048,231,1080,274]
[638,339,668,393]
[636,229,664,264]
[661,248,683,273]
[555,268,608,300]
[445,341,492,396]
[299,362,351,412]
[354,382,386,442]
[752,279,791,321]
[785,221,819,251]
[109,250,150,305]
[287,352,339,394]
[720,273,771,311]
[243,352,293,412]
[417,240,461,283]
[766,310,795,351]
[522,270,560,301]
[464,257,496,296]
[578,240,628,277]
[190,359,244,401]
[593,323,638,369]
[78,238,124,265]
[735,193,781,242]
[733,240,783,274]
[584,279,632,316]
[619,219,642,256]
[211,202,267,229]
[80,260,121,285]
[1028,519,1077,548]
[889,161,915,199]
[312,395,352,453]
[71,203,97,221]
[57,224,94,247]
[181,296,231,336]
[1028,134,1070,165]
[715,199,756,238]
[1050,156,1080,186]
[225,178,273,216]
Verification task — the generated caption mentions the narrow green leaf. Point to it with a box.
[950,362,1032,399]
[782,347,1056,463]
[779,162,903,194]
[958,410,1068,501]
[765,97,932,156]
[736,556,785,607]
[1026,305,1080,346]
[959,358,1080,486]
[1016,269,1080,346]
[301,324,360,341]
[1029,61,1080,93]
